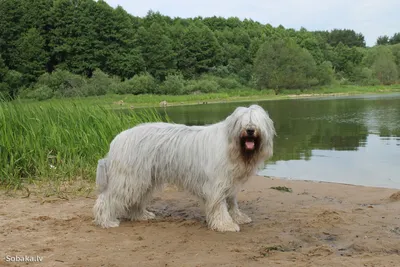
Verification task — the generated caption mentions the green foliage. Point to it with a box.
[389,33,400,45]
[0,56,10,99]
[106,48,144,79]
[122,73,158,95]
[330,43,364,81]
[12,28,48,83]
[209,65,231,78]
[362,46,399,85]
[377,35,390,45]
[0,0,399,100]
[159,73,186,95]
[0,57,25,98]
[84,69,115,96]
[30,85,54,101]
[0,100,166,187]
[292,27,325,64]
[0,0,24,68]
[136,23,176,81]
[185,79,221,93]
[176,23,222,79]
[370,48,398,85]
[316,61,335,85]
[0,54,7,79]
[0,84,9,100]
[391,44,400,73]
[48,0,99,75]
[200,75,242,90]
[3,70,24,98]
[324,29,366,47]
[355,67,380,86]
[216,27,252,82]
[253,38,319,90]
[34,69,87,98]
[0,54,17,99]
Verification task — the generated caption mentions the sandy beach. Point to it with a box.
[1,176,400,267]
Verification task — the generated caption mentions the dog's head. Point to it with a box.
[226,104,276,162]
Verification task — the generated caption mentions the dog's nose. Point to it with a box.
[246,129,255,136]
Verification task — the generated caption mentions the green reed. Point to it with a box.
[0,99,167,189]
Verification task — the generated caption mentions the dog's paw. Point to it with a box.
[97,220,120,228]
[231,212,252,225]
[130,210,156,221]
[210,221,240,232]
[141,210,156,220]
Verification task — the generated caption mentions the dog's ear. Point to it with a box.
[225,111,246,144]
[225,116,239,142]
[248,105,276,138]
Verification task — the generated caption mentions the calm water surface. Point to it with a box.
[154,94,400,189]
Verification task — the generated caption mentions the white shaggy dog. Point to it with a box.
[93,104,275,232]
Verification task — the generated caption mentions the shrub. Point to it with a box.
[200,75,242,90]
[122,73,158,95]
[184,79,220,93]
[316,61,335,85]
[214,76,242,90]
[32,85,53,101]
[84,69,114,96]
[356,67,380,85]
[253,37,319,89]
[158,73,186,95]
[35,69,87,98]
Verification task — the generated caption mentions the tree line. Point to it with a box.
[0,0,399,100]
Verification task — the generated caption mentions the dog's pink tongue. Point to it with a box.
[245,141,255,150]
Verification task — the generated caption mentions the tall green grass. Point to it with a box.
[0,100,167,189]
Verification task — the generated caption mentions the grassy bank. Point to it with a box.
[0,100,168,189]
[16,84,400,109]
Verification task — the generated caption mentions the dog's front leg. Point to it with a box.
[226,195,252,225]
[205,198,240,232]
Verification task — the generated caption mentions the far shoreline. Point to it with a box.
[107,87,400,110]
[152,91,400,109]
[12,85,400,110]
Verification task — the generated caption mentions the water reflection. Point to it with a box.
[259,134,400,189]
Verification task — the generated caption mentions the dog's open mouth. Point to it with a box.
[244,138,255,151]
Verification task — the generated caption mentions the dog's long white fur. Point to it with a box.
[93,104,275,232]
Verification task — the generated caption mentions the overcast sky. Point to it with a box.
[104,0,399,47]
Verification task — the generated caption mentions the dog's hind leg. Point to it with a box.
[93,192,122,228]
[93,158,122,228]
[227,195,252,225]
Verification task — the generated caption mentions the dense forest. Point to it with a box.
[0,0,399,101]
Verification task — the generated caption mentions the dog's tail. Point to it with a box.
[96,158,108,193]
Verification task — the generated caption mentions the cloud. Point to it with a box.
[104,0,399,46]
